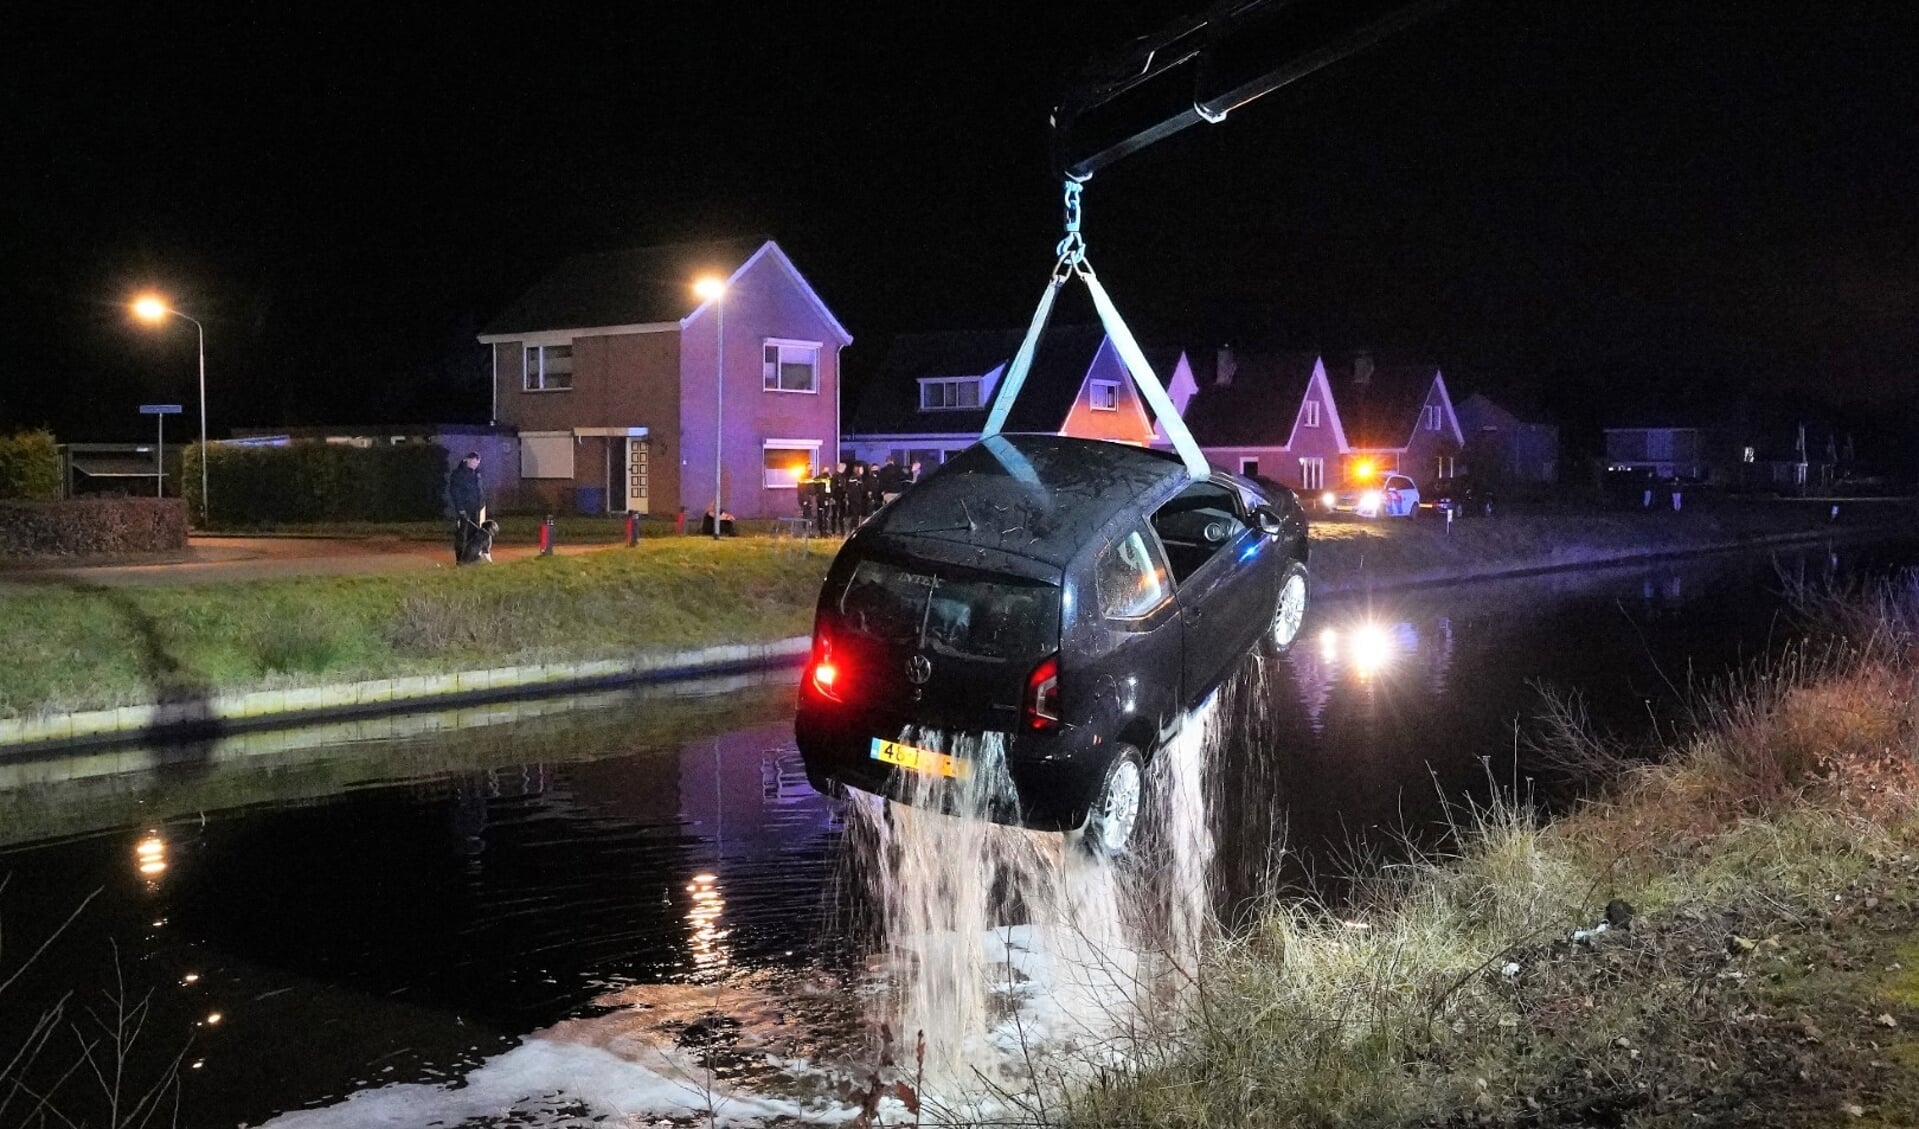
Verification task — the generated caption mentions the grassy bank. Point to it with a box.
[0,538,830,719]
[1063,574,1919,1127]
[1306,499,1905,589]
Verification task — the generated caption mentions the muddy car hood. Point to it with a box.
[862,435,1193,570]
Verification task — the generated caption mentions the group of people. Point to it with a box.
[801,457,923,535]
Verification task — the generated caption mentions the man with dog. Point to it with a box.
[449,450,487,564]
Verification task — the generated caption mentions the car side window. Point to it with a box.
[1095,528,1171,620]
[1149,480,1247,584]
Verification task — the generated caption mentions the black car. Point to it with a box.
[1423,475,1495,518]
[794,435,1310,856]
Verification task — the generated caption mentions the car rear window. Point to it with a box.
[836,559,1059,662]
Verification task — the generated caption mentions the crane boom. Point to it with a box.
[1052,0,1454,182]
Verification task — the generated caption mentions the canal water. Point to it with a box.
[0,539,1908,1126]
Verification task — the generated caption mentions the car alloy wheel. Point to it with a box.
[1271,562,1309,652]
[1084,746,1145,859]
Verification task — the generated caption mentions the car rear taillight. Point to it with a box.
[1024,654,1060,732]
[807,633,843,701]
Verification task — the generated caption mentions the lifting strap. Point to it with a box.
[982,179,1211,480]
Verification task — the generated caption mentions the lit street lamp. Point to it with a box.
[132,295,210,525]
[692,276,727,539]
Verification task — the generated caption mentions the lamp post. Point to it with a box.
[693,276,727,538]
[132,296,209,526]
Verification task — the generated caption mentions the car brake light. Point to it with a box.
[808,633,843,701]
[1024,654,1060,731]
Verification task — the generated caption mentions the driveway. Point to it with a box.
[0,536,607,588]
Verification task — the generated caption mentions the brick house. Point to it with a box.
[478,238,851,520]
[841,326,1188,469]
[1333,356,1464,488]
[1178,350,1348,493]
[1454,392,1560,485]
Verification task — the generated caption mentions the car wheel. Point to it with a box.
[1271,561,1310,652]
[1082,745,1145,859]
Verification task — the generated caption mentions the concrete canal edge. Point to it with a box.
[0,524,1875,759]
[0,637,811,758]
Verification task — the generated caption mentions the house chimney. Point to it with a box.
[1216,345,1237,386]
[1352,351,1374,386]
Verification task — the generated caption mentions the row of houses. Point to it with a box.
[459,237,1560,520]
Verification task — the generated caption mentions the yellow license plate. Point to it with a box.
[869,738,969,779]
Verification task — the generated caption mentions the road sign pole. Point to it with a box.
[139,405,183,502]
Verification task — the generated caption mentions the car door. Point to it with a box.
[1151,479,1277,702]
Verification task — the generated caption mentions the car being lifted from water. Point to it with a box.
[795,435,1310,857]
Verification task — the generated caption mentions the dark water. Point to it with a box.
[0,539,1910,1127]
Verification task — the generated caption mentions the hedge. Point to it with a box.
[0,498,189,557]
[184,442,448,525]
[0,431,59,501]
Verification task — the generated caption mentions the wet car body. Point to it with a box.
[795,435,1310,846]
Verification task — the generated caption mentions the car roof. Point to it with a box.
[859,435,1193,569]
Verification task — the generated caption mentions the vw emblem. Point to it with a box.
[905,654,933,685]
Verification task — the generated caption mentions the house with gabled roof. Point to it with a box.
[841,326,1189,470]
[1331,355,1465,487]
[1178,350,1348,493]
[478,238,852,520]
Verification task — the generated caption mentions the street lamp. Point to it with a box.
[693,276,727,539]
[132,295,209,525]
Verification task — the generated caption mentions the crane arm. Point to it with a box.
[1052,0,1453,182]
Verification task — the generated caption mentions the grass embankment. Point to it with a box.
[0,538,830,719]
[1069,574,1919,1127]
[203,512,794,544]
[1307,500,1894,589]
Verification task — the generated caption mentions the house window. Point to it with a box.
[1299,457,1325,491]
[762,341,820,393]
[1089,380,1119,411]
[920,378,982,410]
[1742,446,1756,464]
[523,344,573,391]
[1239,457,1261,478]
[1302,400,1321,428]
[762,440,820,488]
[1423,404,1442,431]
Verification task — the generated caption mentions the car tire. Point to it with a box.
[1270,560,1310,652]
[1082,745,1146,859]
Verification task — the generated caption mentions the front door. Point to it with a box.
[625,438,650,514]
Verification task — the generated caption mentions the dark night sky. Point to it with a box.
[6,2,1916,454]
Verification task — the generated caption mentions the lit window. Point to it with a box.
[1742,446,1755,464]
[523,344,573,391]
[1302,400,1320,428]
[762,341,820,393]
[1299,457,1325,491]
[1088,380,1119,411]
[1423,404,1442,431]
[762,441,818,488]
[920,378,982,410]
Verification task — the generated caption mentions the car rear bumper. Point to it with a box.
[795,701,1109,832]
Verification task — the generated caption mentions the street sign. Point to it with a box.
[140,406,183,496]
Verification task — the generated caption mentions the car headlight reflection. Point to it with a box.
[1359,490,1383,514]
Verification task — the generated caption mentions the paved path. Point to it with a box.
[0,536,608,588]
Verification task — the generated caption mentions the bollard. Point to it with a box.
[1642,488,1653,509]
[624,511,640,547]
[1445,506,1454,535]
[1829,504,1841,524]
[539,514,555,556]
[1671,490,1682,512]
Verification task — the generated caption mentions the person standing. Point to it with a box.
[877,457,905,505]
[448,450,487,564]
[828,461,850,535]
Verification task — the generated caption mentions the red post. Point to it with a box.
[625,512,639,546]
[539,514,554,556]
